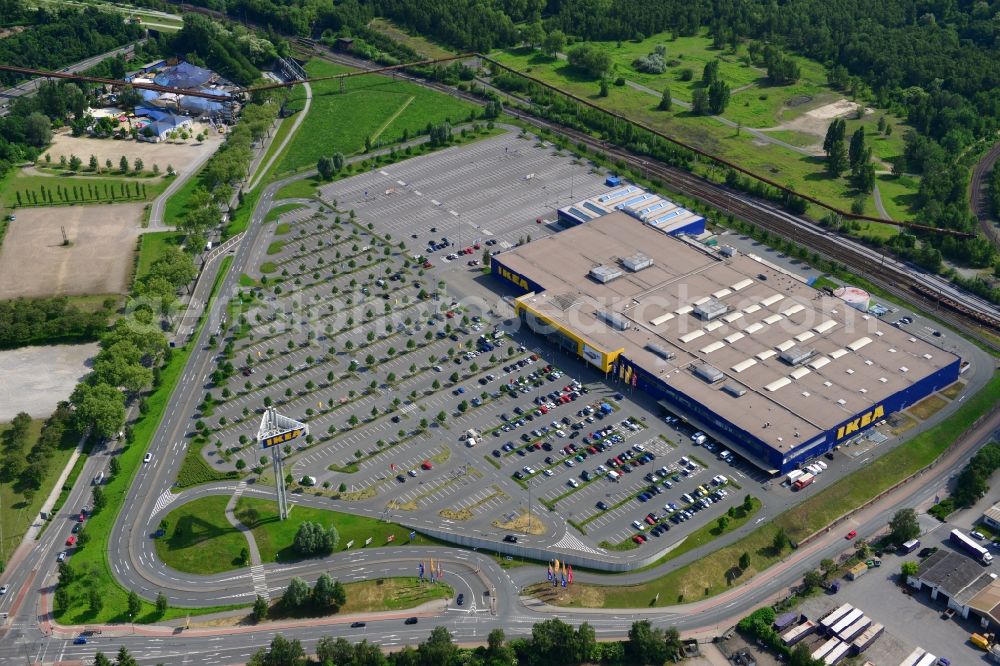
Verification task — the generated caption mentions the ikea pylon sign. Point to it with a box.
[261,428,304,449]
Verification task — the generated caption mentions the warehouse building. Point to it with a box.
[907,550,1000,630]
[491,213,961,474]
[557,184,705,236]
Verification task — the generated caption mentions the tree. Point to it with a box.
[89,154,98,171]
[627,619,671,665]
[25,112,52,147]
[823,118,848,176]
[708,80,730,114]
[702,59,720,84]
[94,653,113,666]
[773,528,788,553]
[312,572,337,607]
[691,87,709,115]
[71,382,125,441]
[739,552,751,570]
[849,127,867,170]
[418,625,459,665]
[901,561,919,577]
[889,508,920,544]
[332,152,344,172]
[790,642,824,666]
[658,86,672,111]
[282,577,310,609]
[317,155,335,180]
[68,154,82,171]
[856,162,876,193]
[127,589,141,619]
[803,569,825,590]
[115,646,138,666]
[331,579,346,607]
[567,43,612,78]
[248,634,305,666]
[252,594,269,622]
[119,155,129,174]
[155,591,168,615]
[133,157,144,173]
[542,29,566,56]
[521,21,544,48]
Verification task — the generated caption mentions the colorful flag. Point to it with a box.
[568,564,573,584]
[418,562,424,578]
[632,371,637,388]
[561,574,567,588]
[554,559,560,576]
[409,531,416,541]
[547,564,553,581]
[387,534,395,542]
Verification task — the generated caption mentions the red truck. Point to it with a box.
[793,473,815,490]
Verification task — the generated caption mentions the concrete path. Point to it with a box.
[247,82,313,192]
[147,146,218,230]
[224,480,270,600]
[873,182,892,220]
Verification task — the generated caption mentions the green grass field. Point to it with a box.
[275,59,477,175]
[162,165,206,228]
[134,231,186,283]
[337,577,452,614]
[155,495,247,574]
[539,372,1000,608]
[264,203,304,224]
[4,171,167,208]
[235,497,441,564]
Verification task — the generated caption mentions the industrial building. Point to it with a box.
[557,184,705,236]
[491,212,961,474]
[907,549,1000,630]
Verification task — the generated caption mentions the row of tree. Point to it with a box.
[0,296,114,349]
[0,404,77,506]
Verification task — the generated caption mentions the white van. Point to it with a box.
[92,471,104,486]
[606,470,620,482]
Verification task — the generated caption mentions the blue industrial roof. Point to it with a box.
[582,201,606,216]
[567,207,593,222]
[617,193,655,209]
[153,62,214,89]
[136,105,172,121]
[598,186,639,203]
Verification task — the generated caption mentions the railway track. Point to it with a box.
[970,139,1000,248]
[300,42,1000,351]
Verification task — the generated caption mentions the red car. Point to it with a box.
[421,460,433,470]
[423,261,433,269]
[77,513,86,523]
[66,536,76,546]
[845,530,857,540]
[632,534,646,544]
[445,311,455,318]
[464,247,473,254]
[473,243,481,250]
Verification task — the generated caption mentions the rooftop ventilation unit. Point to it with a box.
[692,298,729,321]
[722,383,747,397]
[589,265,624,283]
[779,345,815,366]
[645,343,676,360]
[693,363,724,384]
[621,253,653,272]
[597,311,630,331]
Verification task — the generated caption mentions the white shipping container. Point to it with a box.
[786,470,804,483]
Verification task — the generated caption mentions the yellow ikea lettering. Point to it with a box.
[498,267,528,290]
[835,405,884,440]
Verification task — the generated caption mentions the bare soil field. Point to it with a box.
[764,99,868,141]
[45,126,223,177]
[0,203,145,298]
[0,342,99,420]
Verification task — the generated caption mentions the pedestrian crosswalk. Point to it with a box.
[250,564,269,601]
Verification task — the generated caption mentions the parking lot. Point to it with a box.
[185,130,978,567]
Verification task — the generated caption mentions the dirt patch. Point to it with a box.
[766,98,868,141]
[940,381,966,400]
[0,343,99,420]
[785,95,813,107]
[890,413,919,436]
[44,128,223,178]
[0,204,146,298]
[439,507,473,521]
[908,394,949,421]
[492,510,547,535]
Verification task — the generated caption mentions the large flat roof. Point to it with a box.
[498,213,959,451]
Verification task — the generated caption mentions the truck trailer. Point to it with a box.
[812,638,842,661]
[851,623,884,653]
[899,648,926,666]
[820,604,854,633]
[830,609,864,636]
[838,616,871,642]
[781,621,817,646]
[951,529,993,564]
[824,641,852,665]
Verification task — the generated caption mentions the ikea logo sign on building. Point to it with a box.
[835,405,884,441]
[261,428,304,449]
[496,265,529,291]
